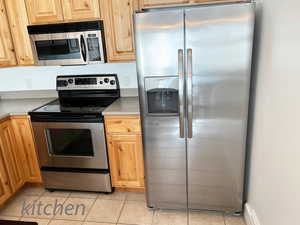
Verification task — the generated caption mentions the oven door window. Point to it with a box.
[46,129,94,157]
[35,39,81,60]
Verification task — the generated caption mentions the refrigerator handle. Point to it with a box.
[178,49,185,138]
[187,48,193,139]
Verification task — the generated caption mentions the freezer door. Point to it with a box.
[185,3,255,212]
[135,9,185,77]
[135,10,187,209]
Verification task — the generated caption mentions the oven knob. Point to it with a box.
[68,79,73,84]
[104,78,109,83]
[63,80,68,86]
[99,81,103,85]
[110,80,116,85]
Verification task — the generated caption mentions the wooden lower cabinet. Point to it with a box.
[0,116,42,205]
[0,145,11,205]
[107,134,144,188]
[0,120,24,193]
[11,116,42,183]
[105,115,145,189]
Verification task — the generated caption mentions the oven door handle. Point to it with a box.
[30,113,103,123]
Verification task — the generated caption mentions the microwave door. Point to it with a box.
[31,32,87,66]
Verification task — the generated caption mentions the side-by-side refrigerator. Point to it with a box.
[134,2,255,212]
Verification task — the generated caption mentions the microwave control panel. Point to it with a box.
[57,74,118,90]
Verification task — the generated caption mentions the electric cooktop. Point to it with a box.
[29,74,120,122]
[33,99,107,114]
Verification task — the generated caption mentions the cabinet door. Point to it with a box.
[11,117,42,183]
[107,134,145,188]
[0,145,11,205]
[62,0,100,22]
[0,0,17,67]
[5,0,35,65]
[100,0,138,62]
[25,0,64,25]
[0,120,24,193]
[141,0,188,8]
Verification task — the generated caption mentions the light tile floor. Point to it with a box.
[0,186,246,225]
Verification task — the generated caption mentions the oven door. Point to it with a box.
[30,32,87,66]
[32,121,108,169]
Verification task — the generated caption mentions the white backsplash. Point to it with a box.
[0,62,138,92]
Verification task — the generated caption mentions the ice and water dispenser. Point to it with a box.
[145,76,179,115]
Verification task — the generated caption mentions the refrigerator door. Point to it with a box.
[185,3,255,212]
[135,9,187,209]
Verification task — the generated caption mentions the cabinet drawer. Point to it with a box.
[105,116,141,134]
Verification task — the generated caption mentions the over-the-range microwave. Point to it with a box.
[28,21,107,66]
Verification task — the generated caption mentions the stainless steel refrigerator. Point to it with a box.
[134,2,255,212]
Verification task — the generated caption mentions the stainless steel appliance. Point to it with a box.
[28,21,106,66]
[134,2,255,212]
[29,74,120,192]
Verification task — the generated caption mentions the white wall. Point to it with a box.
[0,62,137,91]
[246,0,300,225]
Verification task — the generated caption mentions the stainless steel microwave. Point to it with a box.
[28,21,107,66]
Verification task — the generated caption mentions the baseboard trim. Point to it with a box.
[244,203,261,225]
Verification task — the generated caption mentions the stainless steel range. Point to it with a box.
[29,74,120,192]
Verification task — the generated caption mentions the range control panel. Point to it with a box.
[57,74,118,91]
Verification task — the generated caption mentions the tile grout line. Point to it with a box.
[82,192,106,223]
[223,213,227,225]
[50,191,99,223]
[46,191,70,225]
[116,192,128,224]
[20,190,44,221]
[82,195,98,223]
[150,208,155,225]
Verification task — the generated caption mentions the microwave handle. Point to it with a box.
[80,35,89,63]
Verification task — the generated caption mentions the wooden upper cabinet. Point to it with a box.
[11,116,42,183]
[141,0,188,8]
[100,0,138,62]
[25,0,101,24]
[0,0,17,67]
[62,0,101,22]
[4,0,35,65]
[25,0,64,25]
[0,144,11,205]
[0,120,24,193]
